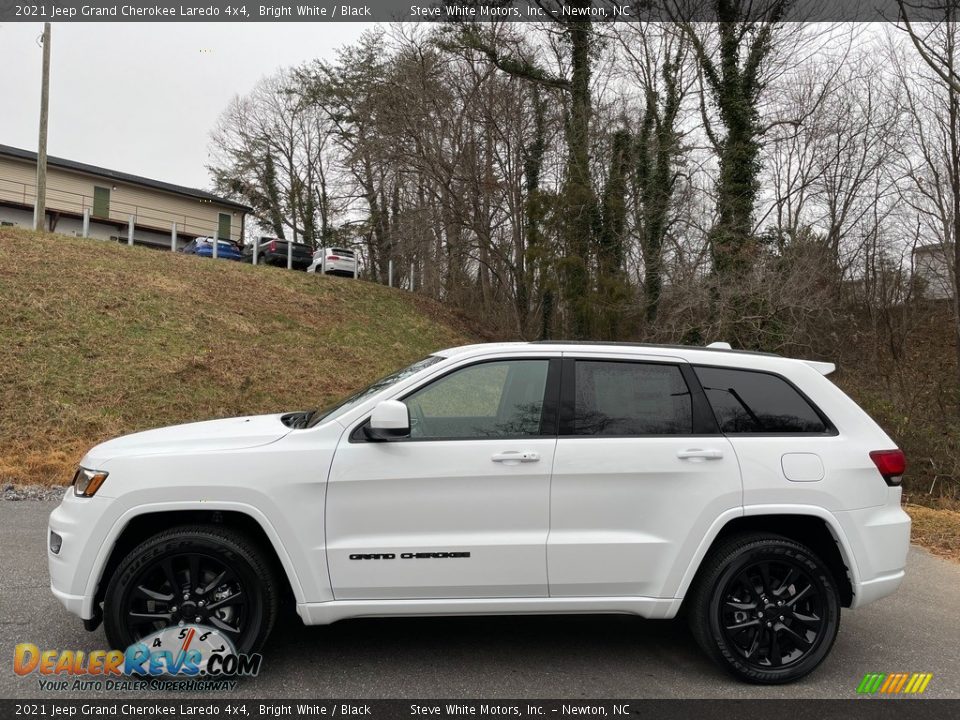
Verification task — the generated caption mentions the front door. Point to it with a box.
[326,356,560,600]
[548,355,741,598]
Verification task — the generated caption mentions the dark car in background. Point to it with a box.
[243,237,313,270]
[179,237,243,261]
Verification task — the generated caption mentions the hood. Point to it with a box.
[82,414,293,465]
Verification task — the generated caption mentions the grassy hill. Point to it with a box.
[0,228,477,487]
[2,228,957,560]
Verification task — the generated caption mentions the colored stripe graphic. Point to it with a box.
[856,672,932,694]
[857,673,886,693]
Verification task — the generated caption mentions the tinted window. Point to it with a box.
[573,361,692,436]
[404,360,549,439]
[694,366,828,434]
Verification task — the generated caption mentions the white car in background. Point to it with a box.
[307,247,357,277]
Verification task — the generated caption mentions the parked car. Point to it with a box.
[179,237,242,261]
[49,341,909,684]
[242,238,313,270]
[307,247,357,277]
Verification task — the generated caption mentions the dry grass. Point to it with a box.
[0,228,475,486]
[905,504,960,562]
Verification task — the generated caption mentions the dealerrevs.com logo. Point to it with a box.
[13,625,262,692]
[856,673,934,695]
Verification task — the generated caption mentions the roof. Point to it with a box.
[434,341,835,376]
[0,144,251,212]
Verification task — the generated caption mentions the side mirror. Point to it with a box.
[364,400,410,441]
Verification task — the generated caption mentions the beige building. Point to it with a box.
[0,144,250,249]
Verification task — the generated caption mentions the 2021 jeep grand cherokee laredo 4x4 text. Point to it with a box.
[48,342,910,683]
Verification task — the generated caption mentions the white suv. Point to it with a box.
[307,247,357,277]
[48,342,910,684]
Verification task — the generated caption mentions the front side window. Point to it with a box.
[693,366,829,434]
[403,359,550,439]
[573,361,693,436]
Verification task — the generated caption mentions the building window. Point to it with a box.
[218,213,232,240]
[92,186,110,218]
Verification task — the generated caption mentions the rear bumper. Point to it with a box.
[834,492,911,608]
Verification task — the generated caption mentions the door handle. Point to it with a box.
[677,448,724,461]
[492,451,540,464]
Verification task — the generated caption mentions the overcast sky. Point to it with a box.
[0,22,374,190]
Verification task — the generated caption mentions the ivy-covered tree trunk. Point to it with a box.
[562,12,599,339]
[680,1,787,281]
[521,87,554,339]
[711,104,762,277]
[635,54,683,323]
[262,154,287,240]
[598,130,631,340]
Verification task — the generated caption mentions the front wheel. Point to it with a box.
[686,533,841,684]
[103,525,279,655]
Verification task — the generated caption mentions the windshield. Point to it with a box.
[305,355,444,427]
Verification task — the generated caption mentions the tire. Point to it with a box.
[103,525,279,655]
[686,533,840,684]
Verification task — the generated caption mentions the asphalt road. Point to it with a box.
[2,499,958,700]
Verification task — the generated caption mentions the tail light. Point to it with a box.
[269,240,277,252]
[327,255,340,261]
[870,449,906,486]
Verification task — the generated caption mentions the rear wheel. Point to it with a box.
[686,533,840,684]
[103,525,279,654]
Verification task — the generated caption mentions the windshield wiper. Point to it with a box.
[281,410,315,429]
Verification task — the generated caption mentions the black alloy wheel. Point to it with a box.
[718,558,826,668]
[687,533,841,684]
[103,525,278,655]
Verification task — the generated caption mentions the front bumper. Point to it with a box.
[48,491,113,620]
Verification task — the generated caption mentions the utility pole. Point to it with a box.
[33,23,51,232]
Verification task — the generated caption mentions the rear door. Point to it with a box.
[326,355,561,600]
[547,354,741,598]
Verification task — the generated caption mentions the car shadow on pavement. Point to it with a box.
[242,607,722,697]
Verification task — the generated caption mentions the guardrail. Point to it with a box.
[0,176,234,240]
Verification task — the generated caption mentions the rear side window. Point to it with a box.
[693,366,829,434]
[573,361,693,436]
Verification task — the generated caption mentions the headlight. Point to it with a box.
[73,468,108,497]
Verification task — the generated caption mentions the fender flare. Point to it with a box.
[80,500,307,618]
[671,504,861,603]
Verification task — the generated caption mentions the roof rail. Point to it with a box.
[526,340,779,357]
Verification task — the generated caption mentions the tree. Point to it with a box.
[672,0,793,278]
[890,8,960,379]
[617,22,691,322]
[444,6,601,338]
